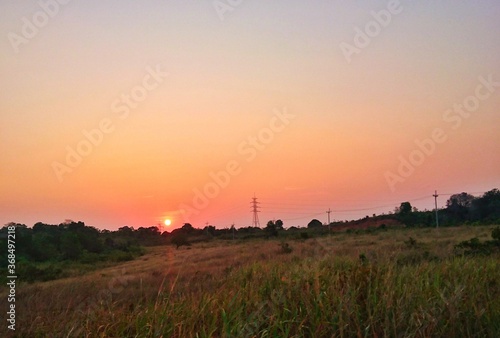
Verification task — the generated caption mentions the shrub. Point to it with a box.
[108,250,134,262]
[17,262,63,283]
[404,237,418,248]
[492,226,500,242]
[359,253,368,264]
[279,242,292,254]
[79,251,101,264]
[455,227,500,256]
[171,233,190,249]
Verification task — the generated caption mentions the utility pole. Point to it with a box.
[433,190,439,228]
[326,208,331,226]
[231,223,235,240]
[251,194,260,228]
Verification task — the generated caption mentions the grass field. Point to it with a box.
[1,225,499,337]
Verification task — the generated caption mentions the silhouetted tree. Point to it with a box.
[181,223,195,234]
[171,233,190,249]
[265,220,278,237]
[118,226,134,234]
[204,225,216,236]
[275,219,284,230]
[447,192,475,209]
[471,189,500,222]
[307,219,322,228]
[398,202,412,214]
[446,192,475,221]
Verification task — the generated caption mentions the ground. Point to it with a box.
[0,225,498,337]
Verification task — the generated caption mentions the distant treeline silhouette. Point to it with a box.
[392,189,500,227]
[1,189,498,282]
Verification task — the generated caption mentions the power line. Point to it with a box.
[200,190,491,226]
[281,211,326,222]
[260,195,435,211]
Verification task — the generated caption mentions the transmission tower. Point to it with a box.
[251,194,260,227]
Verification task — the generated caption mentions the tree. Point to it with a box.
[447,192,475,221]
[171,233,190,249]
[77,225,102,253]
[265,220,278,237]
[307,219,322,228]
[471,189,500,222]
[33,222,59,236]
[181,223,195,234]
[60,232,82,260]
[118,226,134,234]
[29,234,59,262]
[398,202,412,214]
[204,225,216,236]
[275,219,284,230]
[395,202,418,226]
[447,192,475,209]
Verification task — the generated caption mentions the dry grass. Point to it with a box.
[1,225,498,337]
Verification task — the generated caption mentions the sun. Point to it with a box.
[164,219,172,226]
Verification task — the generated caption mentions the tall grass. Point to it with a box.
[1,226,499,337]
[30,257,496,337]
[111,255,498,337]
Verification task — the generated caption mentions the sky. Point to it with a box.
[1,0,499,230]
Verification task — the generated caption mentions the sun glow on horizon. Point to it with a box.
[164,219,172,227]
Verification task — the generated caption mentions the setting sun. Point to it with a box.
[164,219,172,227]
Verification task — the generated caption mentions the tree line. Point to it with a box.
[1,189,498,281]
[393,189,500,227]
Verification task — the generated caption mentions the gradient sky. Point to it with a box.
[1,0,499,230]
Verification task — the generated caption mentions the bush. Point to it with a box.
[492,226,500,242]
[17,262,63,283]
[108,250,134,262]
[454,228,500,256]
[404,237,418,248]
[455,237,494,256]
[79,251,101,264]
[171,234,190,249]
[279,242,292,254]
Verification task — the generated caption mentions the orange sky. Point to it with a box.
[1,1,499,230]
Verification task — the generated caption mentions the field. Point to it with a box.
[1,225,499,337]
